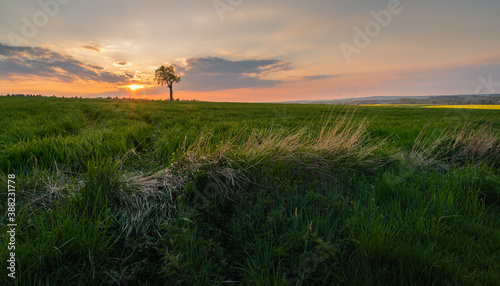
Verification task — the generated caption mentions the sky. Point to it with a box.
[1,0,500,102]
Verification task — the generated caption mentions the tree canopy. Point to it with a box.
[154,65,181,101]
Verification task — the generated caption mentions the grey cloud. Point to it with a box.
[183,57,292,75]
[300,75,336,81]
[100,72,130,83]
[0,42,132,84]
[82,45,101,52]
[88,64,104,70]
[175,57,291,91]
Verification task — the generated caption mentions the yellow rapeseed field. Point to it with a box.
[423,105,500,110]
[359,104,500,110]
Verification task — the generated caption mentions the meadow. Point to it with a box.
[1,97,499,285]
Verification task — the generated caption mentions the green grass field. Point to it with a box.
[1,97,499,285]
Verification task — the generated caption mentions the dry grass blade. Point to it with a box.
[240,114,383,171]
[408,122,500,170]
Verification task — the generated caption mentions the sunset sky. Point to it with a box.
[1,0,499,102]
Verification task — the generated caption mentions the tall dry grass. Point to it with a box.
[239,116,382,171]
[408,122,500,170]
[120,112,383,208]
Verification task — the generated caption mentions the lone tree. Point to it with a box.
[154,65,181,101]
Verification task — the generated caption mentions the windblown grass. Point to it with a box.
[1,97,499,285]
[408,122,500,170]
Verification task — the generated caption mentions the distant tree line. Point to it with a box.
[2,93,55,97]
[0,94,203,102]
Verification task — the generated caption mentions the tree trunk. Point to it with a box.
[169,85,173,101]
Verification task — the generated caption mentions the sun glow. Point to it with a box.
[128,84,144,91]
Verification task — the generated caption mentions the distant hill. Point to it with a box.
[280,94,500,105]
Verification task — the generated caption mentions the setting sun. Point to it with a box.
[128,84,144,91]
